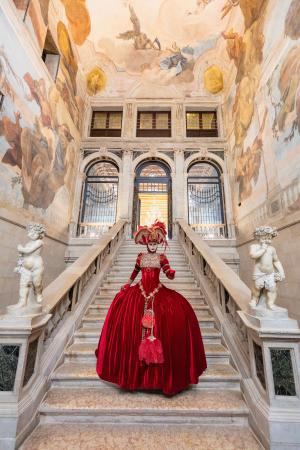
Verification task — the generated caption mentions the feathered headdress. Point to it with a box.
[134,220,168,247]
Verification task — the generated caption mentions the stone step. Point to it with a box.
[74,325,221,344]
[87,304,211,318]
[51,362,240,390]
[64,342,229,364]
[100,282,198,291]
[20,423,262,450]
[38,388,248,425]
[105,276,196,283]
[97,290,204,300]
[92,297,206,307]
[82,315,216,329]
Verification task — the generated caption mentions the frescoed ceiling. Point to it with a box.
[58,0,244,96]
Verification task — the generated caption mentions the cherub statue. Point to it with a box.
[10,223,45,310]
[249,226,285,310]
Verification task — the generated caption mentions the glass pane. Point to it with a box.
[271,348,296,396]
[87,162,118,177]
[140,164,167,177]
[139,113,153,129]
[93,112,107,129]
[156,113,169,129]
[202,112,215,129]
[109,112,122,129]
[186,113,200,130]
[188,163,218,178]
[0,345,20,391]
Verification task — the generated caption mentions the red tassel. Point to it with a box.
[138,336,164,365]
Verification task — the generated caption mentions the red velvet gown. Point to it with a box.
[95,252,207,395]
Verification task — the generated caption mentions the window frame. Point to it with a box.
[90,110,123,137]
[186,110,218,137]
[136,110,171,137]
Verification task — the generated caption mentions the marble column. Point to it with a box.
[174,149,185,220]
[117,150,133,221]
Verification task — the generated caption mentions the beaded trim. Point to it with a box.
[140,253,161,268]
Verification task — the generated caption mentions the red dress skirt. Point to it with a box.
[95,253,207,396]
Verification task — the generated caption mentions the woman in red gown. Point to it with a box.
[95,221,207,396]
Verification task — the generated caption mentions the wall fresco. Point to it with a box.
[0,13,79,230]
[226,0,300,239]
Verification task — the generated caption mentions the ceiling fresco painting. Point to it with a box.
[62,0,240,93]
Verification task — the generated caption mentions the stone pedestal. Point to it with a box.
[0,312,51,450]
[239,306,300,450]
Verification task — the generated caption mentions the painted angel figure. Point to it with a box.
[117,5,161,50]
[95,221,207,395]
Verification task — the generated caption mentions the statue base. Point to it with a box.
[241,303,299,331]
[6,303,43,316]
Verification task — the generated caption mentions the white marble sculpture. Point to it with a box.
[249,226,285,310]
[9,223,45,312]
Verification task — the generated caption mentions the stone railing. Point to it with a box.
[77,222,114,238]
[175,219,300,450]
[190,223,227,239]
[175,219,250,375]
[0,219,128,450]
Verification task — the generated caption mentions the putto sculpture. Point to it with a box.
[10,223,45,311]
[249,226,285,310]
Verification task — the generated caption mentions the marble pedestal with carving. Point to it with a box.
[239,306,300,450]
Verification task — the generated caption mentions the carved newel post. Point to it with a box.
[0,224,51,449]
[238,226,300,449]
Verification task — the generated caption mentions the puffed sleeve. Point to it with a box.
[129,253,142,281]
[160,254,175,280]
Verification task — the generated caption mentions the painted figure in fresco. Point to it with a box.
[249,226,285,310]
[20,119,74,209]
[270,47,300,143]
[24,73,52,128]
[117,5,161,50]
[0,111,23,168]
[222,29,244,64]
[160,37,218,76]
[95,221,207,395]
[11,223,45,309]
[236,108,267,202]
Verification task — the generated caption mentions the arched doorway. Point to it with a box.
[187,161,227,238]
[78,160,119,237]
[132,160,172,237]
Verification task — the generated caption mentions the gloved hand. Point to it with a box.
[167,269,176,280]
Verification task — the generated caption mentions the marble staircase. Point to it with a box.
[20,240,263,449]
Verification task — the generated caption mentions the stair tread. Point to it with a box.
[75,326,219,337]
[20,423,262,450]
[40,388,247,414]
[53,362,240,382]
[65,342,228,356]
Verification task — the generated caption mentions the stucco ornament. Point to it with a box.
[204,65,224,94]
[249,226,285,310]
[9,223,45,313]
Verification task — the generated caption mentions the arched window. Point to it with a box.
[78,161,119,237]
[187,161,226,238]
[132,160,172,237]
